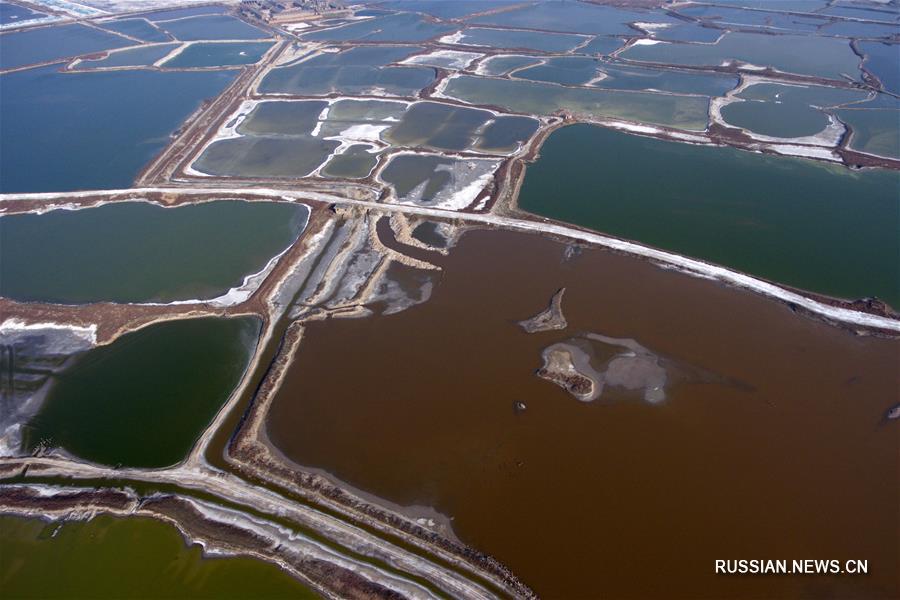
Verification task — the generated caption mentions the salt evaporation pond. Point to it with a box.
[620,32,862,81]
[156,14,269,41]
[470,0,678,35]
[0,2,48,25]
[451,27,588,52]
[77,43,180,68]
[0,515,316,598]
[0,201,308,304]
[0,66,236,193]
[518,124,899,306]
[0,23,130,69]
[442,75,710,130]
[161,41,274,67]
[716,81,871,139]
[98,18,171,43]
[267,227,899,598]
[258,45,434,96]
[377,0,515,19]
[301,12,453,42]
[24,316,261,468]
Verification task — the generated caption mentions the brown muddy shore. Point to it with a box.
[262,227,899,599]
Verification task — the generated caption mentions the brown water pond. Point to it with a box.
[267,228,898,599]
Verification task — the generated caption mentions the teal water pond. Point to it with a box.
[518,124,899,305]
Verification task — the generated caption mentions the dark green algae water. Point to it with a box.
[0,515,316,599]
[518,124,899,307]
[24,316,260,468]
[0,201,307,304]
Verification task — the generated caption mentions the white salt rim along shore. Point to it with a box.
[1,186,897,332]
[376,151,501,211]
[0,318,98,345]
[0,197,311,308]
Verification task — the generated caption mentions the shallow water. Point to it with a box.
[145,5,226,21]
[721,99,829,137]
[471,0,677,35]
[0,66,235,193]
[820,4,899,21]
[621,32,862,80]
[859,41,899,94]
[838,108,900,159]
[0,515,316,598]
[98,18,171,43]
[380,153,499,208]
[194,135,338,178]
[25,316,260,468]
[677,4,827,33]
[821,20,899,38]
[162,41,274,67]
[653,22,723,43]
[267,227,899,598]
[514,56,600,86]
[576,35,626,55]
[377,0,516,19]
[453,27,587,52]
[737,82,868,107]
[517,124,899,305]
[240,99,326,134]
[321,144,379,178]
[511,57,737,96]
[385,101,537,152]
[259,46,434,96]
[476,54,541,76]
[591,63,739,96]
[380,154,453,199]
[79,43,180,68]
[0,200,308,304]
[0,23,131,69]
[0,2,46,24]
[157,14,268,41]
[722,84,869,137]
[443,75,710,129]
[302,12,453,42]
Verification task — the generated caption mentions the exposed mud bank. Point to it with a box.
[518,287,567,333]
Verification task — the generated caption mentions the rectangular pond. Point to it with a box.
[0,200,308,304]
[162,41,275,68]
[302,12,453,42]
[0,23,131,69]
[258,46,435,96]
[470,0,677,35]
[448,27,589,52]
[98,17,171,43]
[156,14,269,41]
[0,66,236,192]
[620,33,863,81]
[75,43,180,68]
[442,75,711,130]
[266,226,899,598]
[517,124,899,305]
